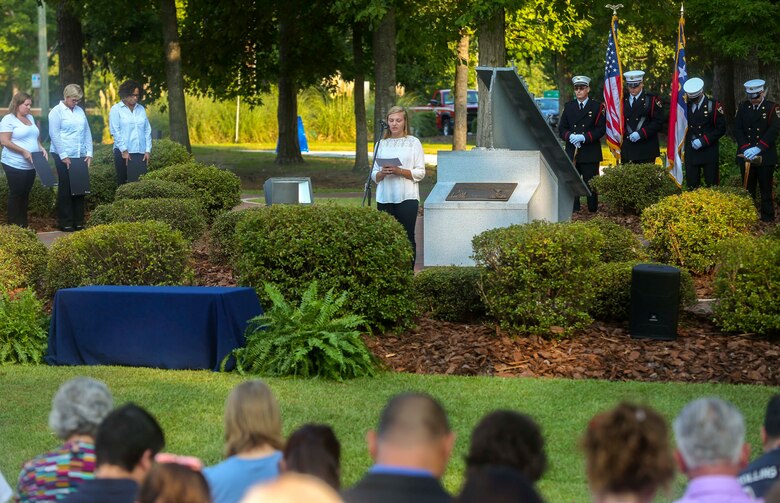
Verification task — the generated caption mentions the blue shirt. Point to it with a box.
[48,101,93,158]
[109,101,152,154]
[203,451,282,503]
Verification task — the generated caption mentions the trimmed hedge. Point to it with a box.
[0,225,48,294]
[209,208,263,265]
[148,139,192,171]
[46,221,192,293]
[115,179,196,201]
[641,188,758,274]
[85,163,118,210]
[413,267,485,322]
[581,216,647,263]
[713,235,779,335]
[144,162,241,222]
[472,220,604,337]
[589,261,696,322]
[89,198,206,241]
[590,163,680,214]
[234,205,416,330]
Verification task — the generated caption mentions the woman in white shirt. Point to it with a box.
[49,83,93,232]
[371,106,426,266]
[109,79,152,184]
[0,92,48,228]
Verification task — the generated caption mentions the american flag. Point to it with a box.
[666,12,686,186]
[603,15,623,162]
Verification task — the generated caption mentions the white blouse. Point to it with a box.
[371,135,426,204]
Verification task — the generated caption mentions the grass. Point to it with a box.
[1,366,775,502]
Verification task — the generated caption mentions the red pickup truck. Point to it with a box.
[409,89,478,135]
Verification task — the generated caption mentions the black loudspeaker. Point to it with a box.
[629,264,680,340]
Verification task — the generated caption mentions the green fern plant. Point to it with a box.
[0,289,49,364]
[225,281,377,381]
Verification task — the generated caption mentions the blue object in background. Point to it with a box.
[276,116,309,153]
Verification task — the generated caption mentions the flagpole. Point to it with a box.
[604,4,624,164]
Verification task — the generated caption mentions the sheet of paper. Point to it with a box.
[375,157,402,167]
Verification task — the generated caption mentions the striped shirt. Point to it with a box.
[17,440,96,502]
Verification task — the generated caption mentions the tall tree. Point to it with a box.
[453,28,470,150]
[476,6,505,147]
[373,7,396,139]
[351,22,369,172]
[159,0,190,151]
[55,0,83,91]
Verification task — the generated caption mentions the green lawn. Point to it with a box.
[1,366,774,502]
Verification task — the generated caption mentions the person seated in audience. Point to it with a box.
[61,403,166,503]
[0,470,12,503]
[240,473,343,503]
[204,380,284,503]
[740,394,780,499]
[17,377,114,502]
[457,465,544,503]
[342,392,455,503]
[282,424,341,490]
[673,397,755,503]
[464,410,547,484]
[139,461,211,503]
[583,402,675,503]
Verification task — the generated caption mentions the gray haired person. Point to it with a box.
[17,377,113,502]
[672,397,754,503]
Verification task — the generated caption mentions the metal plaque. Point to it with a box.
[446,182,517,201]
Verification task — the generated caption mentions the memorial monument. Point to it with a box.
[424,67,591,266]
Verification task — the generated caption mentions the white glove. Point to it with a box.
[629,131,641,142]
[568,135,579,145]
[574,134,586,144]
[692,138,702,150]
[744,146,761,160]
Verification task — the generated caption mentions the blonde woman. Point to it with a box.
[204,380,284,503]
[371,106,425,266]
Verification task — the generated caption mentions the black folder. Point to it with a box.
[30,152,57,187]
[67,157,90,196]
[127,153,148,183]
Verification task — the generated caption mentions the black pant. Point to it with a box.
[740,162,776,222]
[2,163,36,227]
[686,161,719,189]
[377,199,418,266]
[53,153,86,229]
[574,162,599,212]
[113,148,128,185]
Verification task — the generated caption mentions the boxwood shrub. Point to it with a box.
[713,235,779,335]
[114,179,196,201]
[641,188,758,274]
[148,139,192,171]
[46,221,192,293]
[413,266,485,322]
[210,208,263,265]
[590,163,680,214]
[581,216,647,262]
[85,163,118,209]
[234,205,416,330]
[0,225,48,294]
[589,261,696,322]
[144,162,241,222]
[89,198,206,241]
[472,220,604,337]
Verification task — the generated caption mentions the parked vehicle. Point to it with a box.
[409,89,478,136]
[535,97,560,128]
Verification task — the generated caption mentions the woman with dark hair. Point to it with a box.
[0,92,47,227]
[109,79,151,185]
[282,424,341,490]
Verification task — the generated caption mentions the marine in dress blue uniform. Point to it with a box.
[558,75,606,212]
[683,77,727,189]
[622,70,664,164]
[734,79,779,222]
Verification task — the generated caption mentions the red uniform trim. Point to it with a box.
[740,143,750,149]
[641,127,647,139]
[703,134,710,146]
[759,139,769,148]
[587,132,593,142]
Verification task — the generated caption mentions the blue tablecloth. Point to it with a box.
[46,286,263,370]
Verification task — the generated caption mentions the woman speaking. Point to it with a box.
[371,106,426,266]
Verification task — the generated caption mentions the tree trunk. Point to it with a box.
[372,8,396,141]
[352,23,369,172]
[276,9,303,164]
[56,1,84,92]
[476,7,505,148]
[712,56,735,135]
[760,61,780,102]
[160,0,191,152]
[733,49,760,111]
[453,29,469,151]
[553,52,570,113]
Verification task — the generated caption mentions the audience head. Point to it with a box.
[457,465,544,503]
[138,462,211,503]
[48,377,113,441]
[283,424,341,490]
[368,392,454,478]
[224,379,283,457]
[95,403,165,480]
[672,397,748,476]
[762,394,780,449]
[465,410,547,483]
[583,402,674,502]
[239,473,343,503]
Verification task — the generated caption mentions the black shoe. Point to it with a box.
[61,226,75,232]
[75,225,85,231]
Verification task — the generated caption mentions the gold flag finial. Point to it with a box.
[605,3,623,15]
